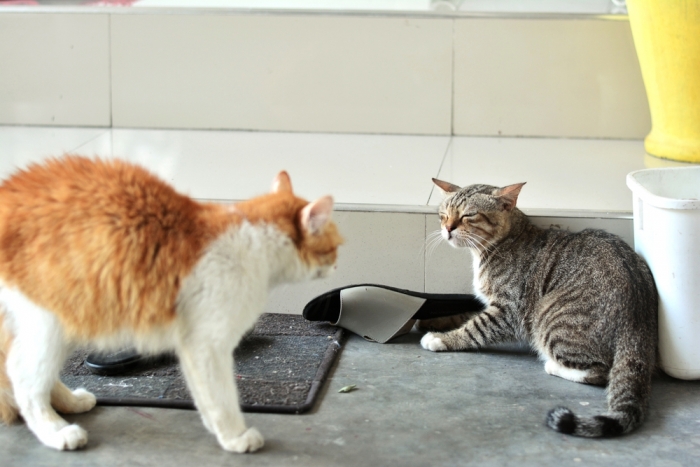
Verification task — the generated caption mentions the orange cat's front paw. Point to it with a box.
[220,427,264,453]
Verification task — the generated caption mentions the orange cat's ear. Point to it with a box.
[300,196,334,235]
[432,178,461,194]
[495,182,526,211]
[272,171,293,193]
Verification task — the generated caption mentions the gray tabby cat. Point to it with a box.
[421,178,658,437]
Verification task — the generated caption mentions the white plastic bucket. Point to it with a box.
[627,167,700,380]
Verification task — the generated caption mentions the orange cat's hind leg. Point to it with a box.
[51,381,96,415]
[0,311,20,425]
[3,288,88,450]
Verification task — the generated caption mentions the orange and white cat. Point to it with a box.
[0,156,342,453]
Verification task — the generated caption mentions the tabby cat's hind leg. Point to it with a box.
[51,381,96,415]
[7,340,88,450]
[544,360,589,383]
[544,359,609,386]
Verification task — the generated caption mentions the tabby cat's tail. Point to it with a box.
[546,344,654,438]
[0,309,19,424]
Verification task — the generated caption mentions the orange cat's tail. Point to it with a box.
[0,309,19,424]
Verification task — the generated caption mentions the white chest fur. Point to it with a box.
[471,251,488,305]
[175,222,307,345]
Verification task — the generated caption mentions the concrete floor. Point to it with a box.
[2,331,700,467]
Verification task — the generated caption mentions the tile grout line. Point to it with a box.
[108,13,113,128]
[423,135,453,294]
[423,212,426,293]
[69,129,111,154]
[450,17,455,137]
[427,136,453,206]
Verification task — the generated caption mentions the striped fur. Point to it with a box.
[0,156,342,451]
[422,179,658,438]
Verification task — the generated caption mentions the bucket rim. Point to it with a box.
[627,167,700,210]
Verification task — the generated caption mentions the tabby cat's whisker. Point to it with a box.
[470,233,505,264]
[426,232,445,258]
[420,230,444,258]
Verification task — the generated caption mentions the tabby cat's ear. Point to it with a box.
[300,196,334,235]
[495,183,526,211]
[272,171,293,193]
[432,178,461,194]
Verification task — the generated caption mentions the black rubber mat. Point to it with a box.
[60,314,344,414]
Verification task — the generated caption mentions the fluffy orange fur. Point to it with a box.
[0,156,341,339]
[0,156,342,425]
[0,157,234,339]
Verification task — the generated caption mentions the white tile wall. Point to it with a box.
[452,18,651,138]
[0,126,108,177]
[110,14,453,135]
[430,136,649,213]
[0,14,111,126]
[73,128,449,204]
[0,11,651,138]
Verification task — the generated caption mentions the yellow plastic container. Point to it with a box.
[627,0,700,163]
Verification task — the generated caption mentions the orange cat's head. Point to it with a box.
[234,171,344,280]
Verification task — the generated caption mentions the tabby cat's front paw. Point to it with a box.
[220,427,264,453]
[421,332,448,352]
